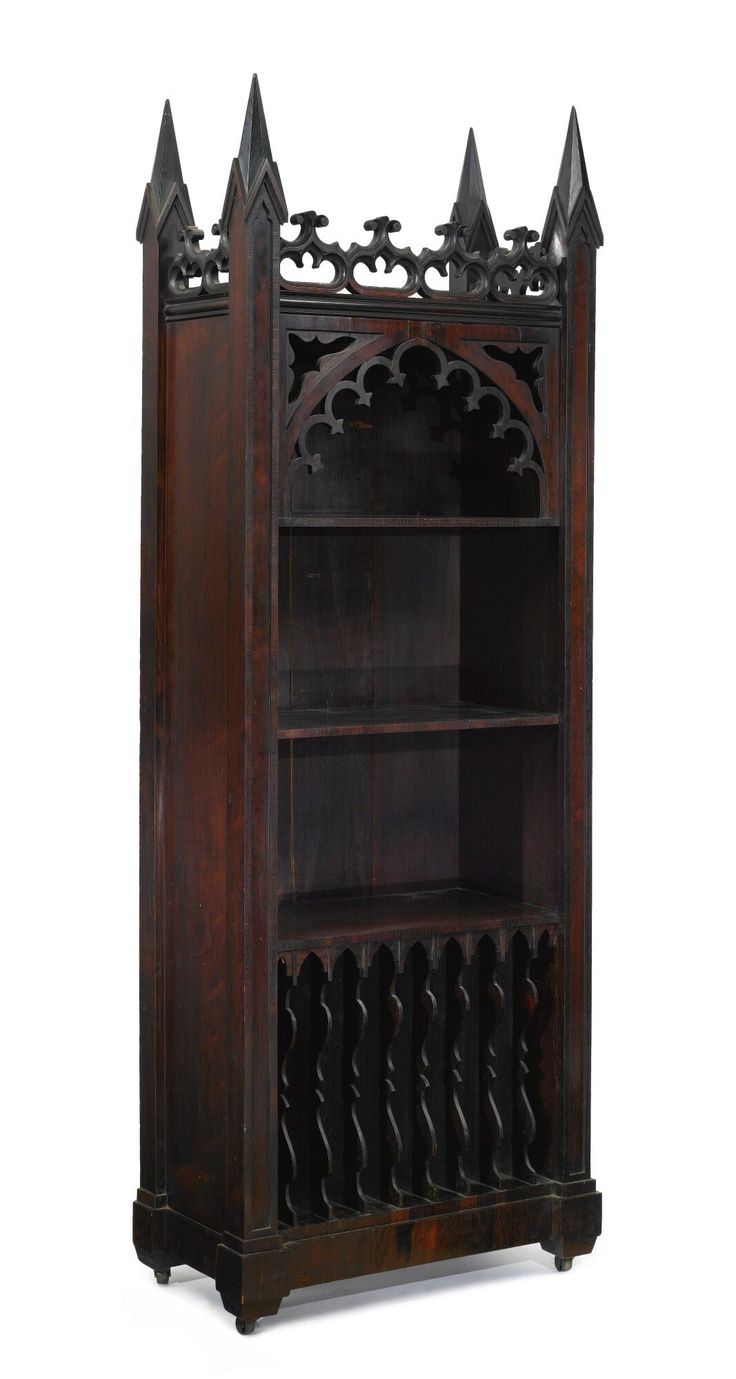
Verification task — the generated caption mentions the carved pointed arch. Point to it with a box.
[282,330,394,505]
[283,334,548,517]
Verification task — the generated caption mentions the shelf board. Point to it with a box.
[278,885,558,952]
[279,703,559,739]
[280,515,557,529]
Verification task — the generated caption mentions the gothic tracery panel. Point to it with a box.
[284,339,547,518]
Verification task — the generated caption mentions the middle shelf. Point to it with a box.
[279,703,559,739]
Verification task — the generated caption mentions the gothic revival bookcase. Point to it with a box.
[133,77,603,1334]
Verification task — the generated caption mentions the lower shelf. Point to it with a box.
[278,884,558,954]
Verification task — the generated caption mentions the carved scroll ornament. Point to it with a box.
[280,213,558,304]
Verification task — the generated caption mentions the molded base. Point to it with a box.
[134,1182,601,1331]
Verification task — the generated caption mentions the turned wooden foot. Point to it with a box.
[155,1268,171,1284]
[236,1317,256,1335]
[554,1256,573,1272]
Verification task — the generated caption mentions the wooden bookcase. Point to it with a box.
[133,78,603,1333]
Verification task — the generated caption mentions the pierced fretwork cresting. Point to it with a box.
[280,213,559,304]
[277,926,556,1225]
[168,221,229,298]
[285,339,547,517]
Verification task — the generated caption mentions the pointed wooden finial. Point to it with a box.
[557,108,589,223]
[150,100,193,224]
[137,99,194,240]
[543,107,603,254]
[238,74,285,205]
[451,128,498,254]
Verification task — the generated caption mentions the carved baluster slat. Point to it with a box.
[512,931,539,1183]
[380,945,405,1205]
[314,957,335,1215]
[445,939,471,1195]
[349,960,369,1209]
[476,935,507,1188]
[412,944,438,1199]
[288,953,335,1219]
[277,958,298,1226]
[325,950,368,1212]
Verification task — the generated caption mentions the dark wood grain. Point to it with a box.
[134,88,602,1332]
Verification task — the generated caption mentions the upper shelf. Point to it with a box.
[280,516,558,529]
[279,703,559,740]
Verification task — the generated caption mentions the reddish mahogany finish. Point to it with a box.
[133,80,603,1333]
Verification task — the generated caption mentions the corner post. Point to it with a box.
[542,108,603,1249]
[216,77,290,1329]
[133,102,194,1275]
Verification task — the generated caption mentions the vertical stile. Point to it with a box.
[542,108,603,1183]
[526,930,556,1179]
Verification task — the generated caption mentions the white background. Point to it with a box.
[2,2,734,1374]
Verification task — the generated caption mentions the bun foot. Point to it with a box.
[155,1269,171,1284]
[554,1256,573,1272]
[236,1317,256,1335]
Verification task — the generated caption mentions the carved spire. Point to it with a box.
[557,107,589,225]
[237,73,286,210]
[542,107,603,258]
[451,128,497,255]
[137,99,194,241]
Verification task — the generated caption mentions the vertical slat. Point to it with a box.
[288,954,334,1219]
[512,931,539,1183]
[380,945,405,1205]
[445,940,470,1194]
[412,945,438,1199]
[277,959,297,1226]
[477,935,506,1188]
[324,951,368,1212]
[314,957,335,1216]
[349,958,369,1208]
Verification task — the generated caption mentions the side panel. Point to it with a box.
[562,240,596,1179]
[163,314,230,1229]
